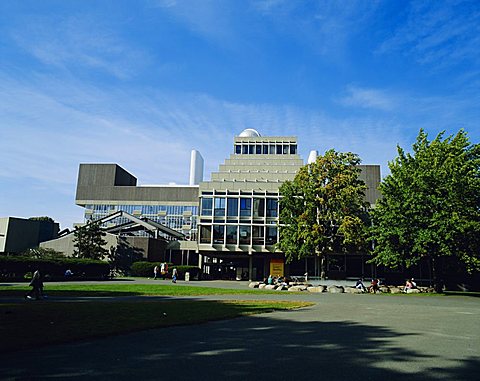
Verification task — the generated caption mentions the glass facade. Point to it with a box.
[234,143,297,155]
[198,193,279,246]
[84,203,199,241]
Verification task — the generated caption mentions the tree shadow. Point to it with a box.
[1,302,478,380]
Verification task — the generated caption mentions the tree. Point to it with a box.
[370,129,480,291]
[22,247,64,259]
[73,222,108,260]
[278,150,370,279]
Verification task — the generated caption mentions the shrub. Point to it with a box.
[130,262,200,279]
[0,255,110,281]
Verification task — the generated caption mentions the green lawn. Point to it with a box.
[0,283,278,297]
[0,299,312,353]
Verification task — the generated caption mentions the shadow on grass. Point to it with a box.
[0,289,144,298]
[1,304,477,381]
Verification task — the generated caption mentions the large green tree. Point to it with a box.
[73,222,108,260]
[278,150,370,279]
[371,129,480,291]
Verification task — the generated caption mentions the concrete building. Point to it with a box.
[71,129,382,280]
[0,217,59,254]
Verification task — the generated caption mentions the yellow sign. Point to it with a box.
[269,259,284,277]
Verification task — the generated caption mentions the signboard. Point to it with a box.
[269,259,284,277]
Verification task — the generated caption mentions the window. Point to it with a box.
[269,144,275,154]
[276,145,282,154]
[253,198,265,218]
[214,198,226,217]
[226,226,237,244]
[213,225,224,244]
[266,226,277,245]
[252,226,264,245]
[200,226,212,243]
[239,226,251,244]
[283,145,289,154]
[249,145,255,154]
[235,145,241,154]
[227,198,238,216]
[263,145,268,154]
[201,198,213,216]
[240,198,252,217]
[256,145,262,154]
[290,144,297,154]
[266,198,278,217]
[242,145,248,154]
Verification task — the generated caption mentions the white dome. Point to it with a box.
[238,128,261,137]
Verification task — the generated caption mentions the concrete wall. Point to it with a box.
[76,164,199,205]
[40,232,118,256]
[0,217,60,254]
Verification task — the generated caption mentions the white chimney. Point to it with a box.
[307,150,318,164]
[189,150,204,185]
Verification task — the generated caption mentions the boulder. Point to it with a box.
[307,286,326,293]
[276,285,287,291]
[288,285,307,292]
[248,282,260,288]
[264,285,276,290]
[258,283,266,289]
[379,286,390,293]
[344,287,362,294]
[406,288,421,294]
[390,287,403,294]
[327,285,344,293]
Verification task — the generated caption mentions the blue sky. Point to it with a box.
[1,0,479,229]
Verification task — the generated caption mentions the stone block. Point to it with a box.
[307,286,326,293]
[327,285,344,293]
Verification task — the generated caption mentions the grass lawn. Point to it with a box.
[0,283,278,297]
[0,299,312,353]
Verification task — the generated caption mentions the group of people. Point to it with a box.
[355,278,382,293]
[403,278,417,292]
[265,274,289,286]
[153,263,178,283]
[355,277,418,293]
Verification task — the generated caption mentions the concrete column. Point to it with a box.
[248,256,253,281]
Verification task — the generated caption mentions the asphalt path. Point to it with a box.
[1,280,479,380]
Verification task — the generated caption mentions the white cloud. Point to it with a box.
[339,86,396,111]
[10,15,149,79]
[378,1,480,68]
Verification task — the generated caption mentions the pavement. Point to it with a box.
[1,279,479,380]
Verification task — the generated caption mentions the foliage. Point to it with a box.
[0,255,110,281]
[107,238,144,276]
[21,247,65,259]
[370,129,480,289]
[73,222,108,260]
[129,262,200,280]
[278,150,370,278]
[28,216,55,223]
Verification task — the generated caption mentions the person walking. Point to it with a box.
[172,268,178,283]
[25,269,43,300]
[153,265,159,280]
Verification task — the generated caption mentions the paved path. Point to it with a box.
[1,280,479,380]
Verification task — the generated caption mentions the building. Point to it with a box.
[0,217,59,254]
[67,129,382,280]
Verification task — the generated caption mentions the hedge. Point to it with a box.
[130,261,201,280]
[0,255,110,281]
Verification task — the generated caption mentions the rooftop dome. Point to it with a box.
[238,128,261,137]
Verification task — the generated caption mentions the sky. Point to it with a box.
[1,0,479,229]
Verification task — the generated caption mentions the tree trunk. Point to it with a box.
[431,257,444,293]
[320,256,326,280]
